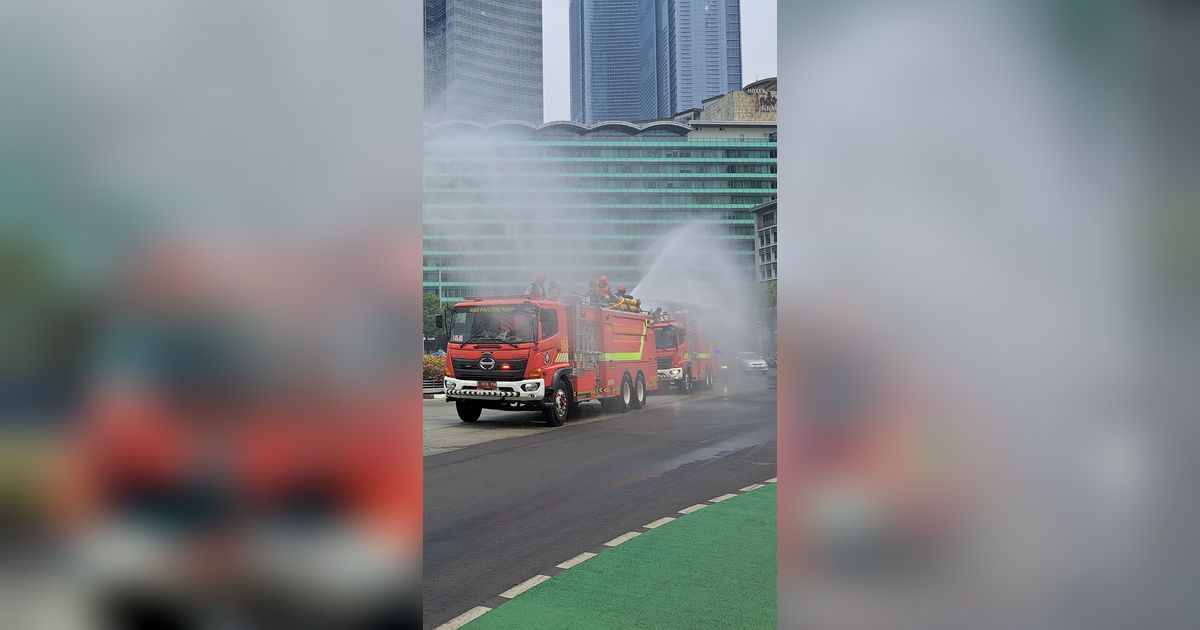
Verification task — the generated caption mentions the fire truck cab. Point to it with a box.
[444,295,658,426]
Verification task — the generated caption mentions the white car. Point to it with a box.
[736,352,769,374]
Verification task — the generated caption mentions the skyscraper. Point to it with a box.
[570,0,643,123]
[425,0,543,124]
[659,0,742,119]
[571,0,742,124]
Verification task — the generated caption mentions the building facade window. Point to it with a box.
[423,123,776,299]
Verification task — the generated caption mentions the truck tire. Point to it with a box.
[456,401,482,423]
[545,382,571,427]
[632,372,647,409]
[614,374,632,412]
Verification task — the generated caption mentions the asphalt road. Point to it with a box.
[423,376,777,629]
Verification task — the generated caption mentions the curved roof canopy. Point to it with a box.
[743,77,777,92]
[426,119,693,137]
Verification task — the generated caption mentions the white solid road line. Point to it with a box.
[556,552,597,569]
[604,531,642,547]
[709,493,738,503]
[679,503,708,514]
[765,477,777,483]
[644,516,676,529]
[435,606,492,630]
[739,483,765,492]
[499,575,551,599]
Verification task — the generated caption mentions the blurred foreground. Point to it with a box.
[777,2,1198,629]
[1,2,423,628]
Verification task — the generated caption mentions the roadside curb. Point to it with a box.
[433,476,778,630]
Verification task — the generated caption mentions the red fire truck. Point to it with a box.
[653,314,716,393]
[443,295,658,426]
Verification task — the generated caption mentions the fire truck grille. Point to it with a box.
[453,358,528,382]
[657,356,674,370]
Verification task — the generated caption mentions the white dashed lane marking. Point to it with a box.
[435,606,492,630]
[604,531,641,547]
[556,552,597,569]
[499,575,551,599]
[445,482,776,628]
[644,517,676,529]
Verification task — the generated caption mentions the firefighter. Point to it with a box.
[595,275,612,302]
[525,272,547,296]
[609,284,640,312]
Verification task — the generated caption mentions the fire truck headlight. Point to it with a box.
[521,382,540,392]
[670,368,682,377]
[445,379,455,390]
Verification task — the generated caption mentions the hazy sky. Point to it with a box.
[541,0,777,122]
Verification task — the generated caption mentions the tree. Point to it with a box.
[758,281,777,327]
[758,281,777,313]
[422,292,443,339]
[757,282,778,355]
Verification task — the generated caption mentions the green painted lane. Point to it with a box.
[464,485,776,630]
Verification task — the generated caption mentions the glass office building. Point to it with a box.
[689,0,742,114]
[425,0,543,124]
[572,0,741,124]
[570,0,643,123]
[423,120,776,301]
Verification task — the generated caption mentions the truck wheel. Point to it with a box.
[456,401,482,423]
[632,373,647,409]
[614,374,632,412]
[544,383,570,427]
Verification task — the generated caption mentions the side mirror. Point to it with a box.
[435,315,444,329]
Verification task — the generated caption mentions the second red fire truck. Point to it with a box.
[652,313,717,393]
[443,294,658,425]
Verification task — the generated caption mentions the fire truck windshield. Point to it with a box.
[450,304,537,345]
[655,326,680,350]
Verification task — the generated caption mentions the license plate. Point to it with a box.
[478,381,497,390]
